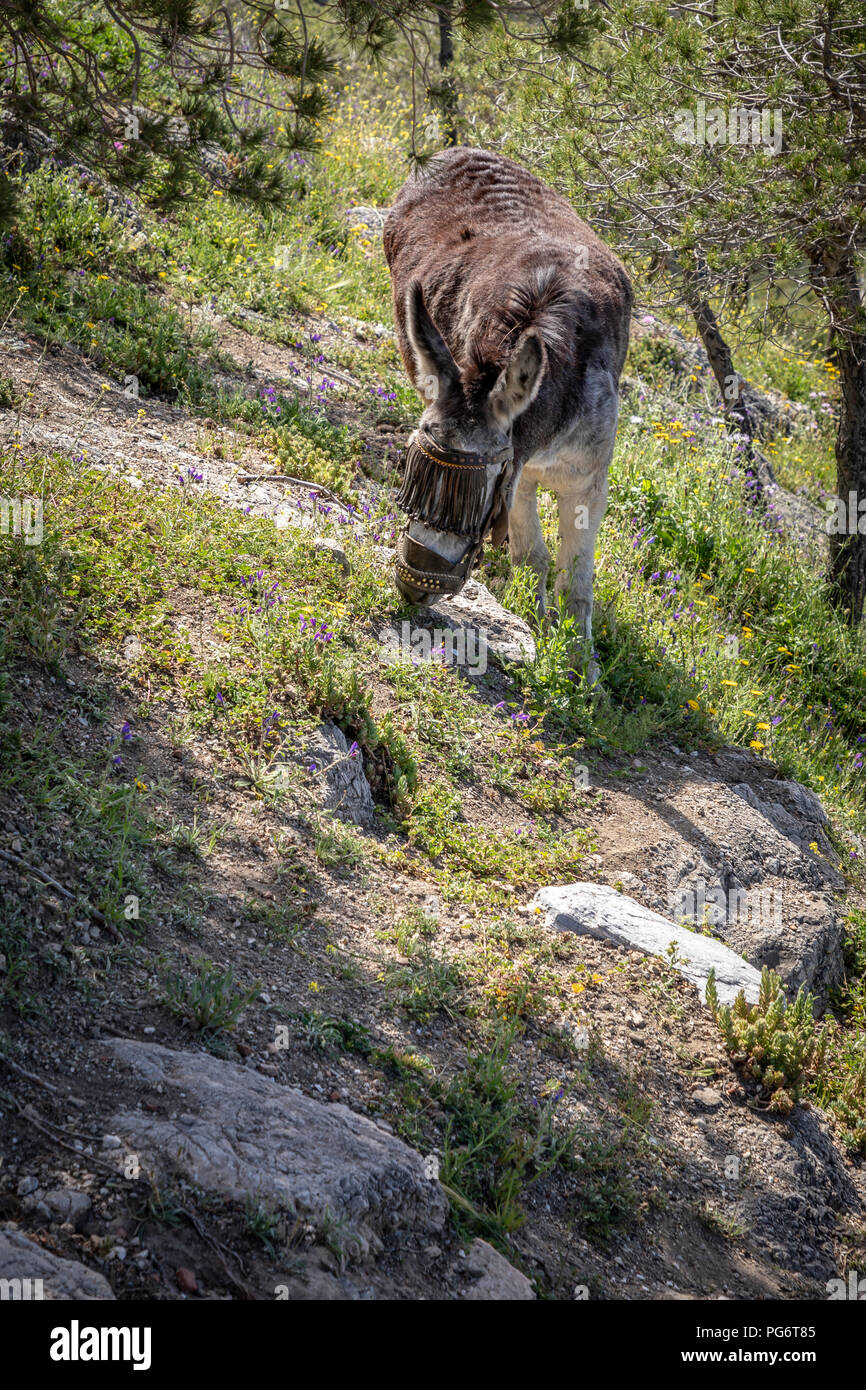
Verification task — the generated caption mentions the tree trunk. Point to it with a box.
[685,287,772,494]
[828,254,866,625]
[437,4,457,146]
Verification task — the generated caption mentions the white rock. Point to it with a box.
[425,579,536,666]
[532,882,763,1005]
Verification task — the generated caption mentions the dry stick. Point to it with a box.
[0,1053,61,1094]
[300,362,361,390]
[0,1087,127,1176]
[176,1206,252,1297]
[0,847,122,940]
[235,474,350,508]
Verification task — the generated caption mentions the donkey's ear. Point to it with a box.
[489,329,547,426]
[405,281,460,404]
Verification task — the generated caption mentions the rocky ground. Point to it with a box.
[1,308,865,1302]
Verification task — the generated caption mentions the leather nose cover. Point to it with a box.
[395,531,473,598]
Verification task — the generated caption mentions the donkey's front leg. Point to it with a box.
[553,466,609,681]
[508,472,550,623]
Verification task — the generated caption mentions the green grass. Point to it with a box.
[485,396,865,840]
[1,167,221,398]
[437,1012,644,1246]
[0,716,155,1014]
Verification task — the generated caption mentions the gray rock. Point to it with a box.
[100,1041,447,1251]
[779,779,830,827]
[461,1239,535,1300]
[425,579,536,667]
[0,1227,114,1299]
[532,882,763,1006]
[16,1176,39,1197]
[691,1087,723,1111]
[660,776,844,1004]
[283,722,375,827]
[311,723,375,827]
[43,1189,92,1231]
[731,782,837,862]
[312,536,350,574]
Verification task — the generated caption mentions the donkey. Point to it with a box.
[383,147,632,678]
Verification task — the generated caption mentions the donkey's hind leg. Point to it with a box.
[507,470,550,623]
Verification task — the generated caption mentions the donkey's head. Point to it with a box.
[394,281,547,604]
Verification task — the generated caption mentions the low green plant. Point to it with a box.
[438,1011,588,1241]
[313,817,364,868]
[706,965,826,1113]
[385,953,465,1023]
[161,959,260,1037]
[0,375,20,409]
[244,1196,281,1256]
[296,1010,371,1055]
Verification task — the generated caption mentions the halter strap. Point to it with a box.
[411,431,513,471]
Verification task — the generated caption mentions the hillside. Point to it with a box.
[1,79,865,1305]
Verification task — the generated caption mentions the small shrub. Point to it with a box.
[706,965,826,1113]
[296,1010,371,1055]
[313,817,364,868]
[161,959,259,1037]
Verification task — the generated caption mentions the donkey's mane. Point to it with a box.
[462,262,597,405]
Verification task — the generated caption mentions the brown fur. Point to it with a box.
[384,148,632,655]
[384,147,632,466]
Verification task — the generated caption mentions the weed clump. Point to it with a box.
[706,965,826,1114]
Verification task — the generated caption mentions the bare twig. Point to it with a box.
[0,1087,126,1174]
[177,1206,253,1297]
[0,847,122,940]
[0,1054,61,1094]
[235,474,350,508]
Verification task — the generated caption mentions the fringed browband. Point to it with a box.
[395,430,512,541]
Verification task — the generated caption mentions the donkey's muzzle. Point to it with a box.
[393,431,513,604]
[394,531,476,604]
